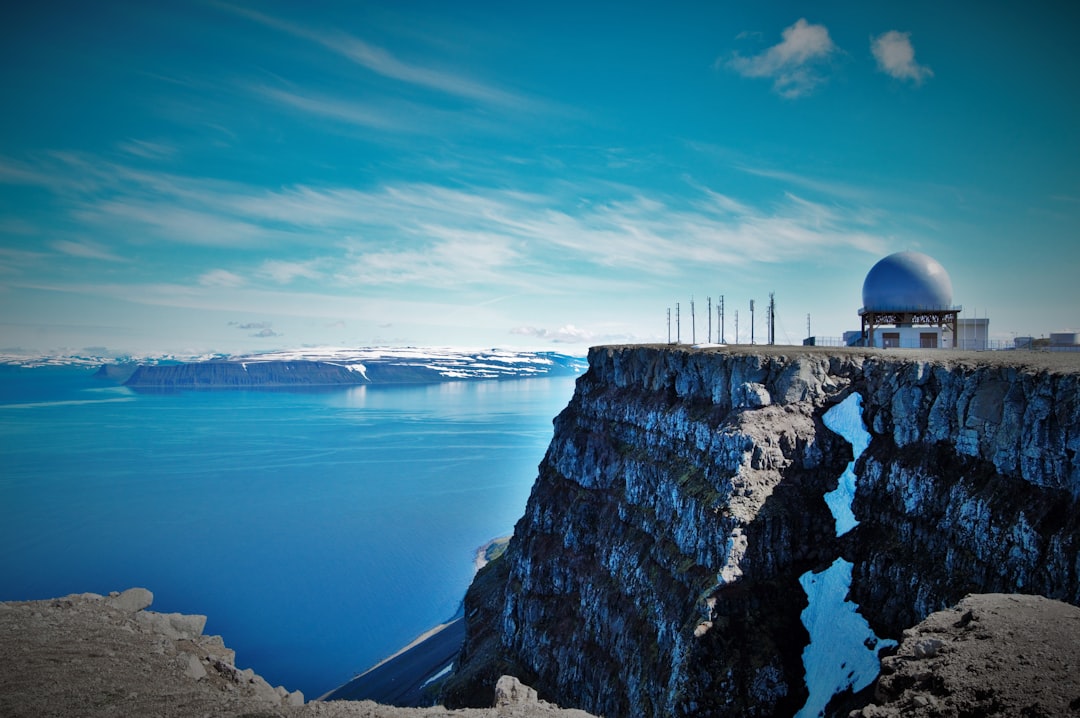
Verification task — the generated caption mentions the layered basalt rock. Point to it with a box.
[445,345,1080,718]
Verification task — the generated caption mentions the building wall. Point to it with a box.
[868,326,950,349]
[956,318,990,351]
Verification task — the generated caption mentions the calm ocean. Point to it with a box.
[0,365,578,698]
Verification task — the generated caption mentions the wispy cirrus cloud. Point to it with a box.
[725,18,838,98]
[257,259,326,284]
[248,84,507,137]
[73,199,269,247]
[0,157,63,187]
[116,139,177,160]
[733,165,875,203]
[50,239,129,263]
[216,2,540,112]
[320,33,533,110]
[871,30,933,84]
[1,152,890,302]
[0,246,50,275]
[199,269,246,288]
[250,85,414,133]
[510,324,595,344]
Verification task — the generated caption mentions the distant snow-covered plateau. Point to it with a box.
[1,347,588,387]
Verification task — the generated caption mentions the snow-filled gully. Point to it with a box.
[794,393,896,718]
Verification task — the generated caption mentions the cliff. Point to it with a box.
[100,348,587,388]
[121,360,369,388]
[444,345,1080,717]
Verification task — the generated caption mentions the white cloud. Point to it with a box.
[199,269,246,288]
[733,166,873,203]
[727,18,838,98]
[50,239,128,263]
[871,31,932,84]
[325,34,533,110]
[257,259,325,284]
[1,152,892,312]
[219,3,539,112]
[73,199,268,247]
[230,321,281,338]
[0,158,62,187]
[510,325,595,344]
[0,246,49,275]
[116,139,176,160]
[251,85,411,132]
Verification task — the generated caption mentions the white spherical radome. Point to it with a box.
[861,251,953,311]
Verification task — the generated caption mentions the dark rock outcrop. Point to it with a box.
[445,345,1080,717]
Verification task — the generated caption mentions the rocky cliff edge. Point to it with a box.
[0,588,597,718]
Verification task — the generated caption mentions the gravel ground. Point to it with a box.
[853,593,1080,717]
[0,590,597,718]
[625,343,1080,375]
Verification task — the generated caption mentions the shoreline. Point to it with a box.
[472,535,511,573]
[320,536,513,705]
[330,617,461,692]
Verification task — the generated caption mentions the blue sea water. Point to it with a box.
[0,365,578,698]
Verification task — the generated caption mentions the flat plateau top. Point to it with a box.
[600,344,1080,375]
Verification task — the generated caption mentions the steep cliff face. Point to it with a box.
[445,346,1080,717]
[123,361,368,388]
[850,355,1080,633]
[111,351,586,388]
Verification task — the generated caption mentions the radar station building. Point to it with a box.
[858,251,973,349]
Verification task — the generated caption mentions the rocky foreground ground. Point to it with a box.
[853,593,1080,717]
[2,588,1080,717]
[0,589,596,718]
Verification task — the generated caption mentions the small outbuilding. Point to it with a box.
[1050,332,1080,347]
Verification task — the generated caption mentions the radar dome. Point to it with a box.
[861,251,953,311]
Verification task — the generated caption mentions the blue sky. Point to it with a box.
[2,1,1078,355]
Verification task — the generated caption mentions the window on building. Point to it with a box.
[920,333,938,349]
[883,332,900,348]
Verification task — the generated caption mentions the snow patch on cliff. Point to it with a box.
[822,392,870,537]
[795,558,895,718]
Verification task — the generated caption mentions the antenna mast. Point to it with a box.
[676,302,681,344]
[768,292,775,345]
[691,296,696,344]
[719,295,725,343]
[750,299,755,345]
[707,297,712,343]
